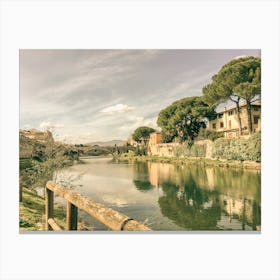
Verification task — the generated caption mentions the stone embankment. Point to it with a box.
[146,133,261,170]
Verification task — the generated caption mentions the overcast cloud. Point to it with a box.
[20,49,260,143]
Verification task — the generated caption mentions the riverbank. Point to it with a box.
[119,155,261,170]
[19,187,90,231]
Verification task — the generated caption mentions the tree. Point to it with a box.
[203,56,261,135]
[132,126,156,145]
[157,96,216,143]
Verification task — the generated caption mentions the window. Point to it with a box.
[254,116,259,125]
[228,110,234,116]
[253,107,260,111]
[212,123,216,129]
[218,114,223,118]
[229,120,231,129]
[220,122,224,128]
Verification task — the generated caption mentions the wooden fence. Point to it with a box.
[45,181,151,231]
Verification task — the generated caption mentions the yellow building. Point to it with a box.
[148,131,162,146]
[208,100,261,138]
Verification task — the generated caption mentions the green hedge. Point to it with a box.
[212,132,261,162]
[198,129,224,141]
[174,143,207,158]
[172,132,261,162]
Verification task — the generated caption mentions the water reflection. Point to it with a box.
[133,161,261,230]
[132,162,154,192]
[60,158,261,230]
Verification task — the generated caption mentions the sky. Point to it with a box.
[20,49,260,144]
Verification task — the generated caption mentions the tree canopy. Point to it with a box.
[157,96,216,143]
[203,56,261,134]
[132,126,155,144]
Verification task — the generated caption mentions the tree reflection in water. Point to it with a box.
[133,161,261,230]
[159,180,221,230]
[133,180,153,192]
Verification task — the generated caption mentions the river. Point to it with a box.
[54,157,261,231]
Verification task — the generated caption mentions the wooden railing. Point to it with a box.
[45,181,151,231]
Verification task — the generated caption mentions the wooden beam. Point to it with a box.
[46,181,151,231]
[48,218,62,231]
[66,201,78,230]
[45,187,54,230]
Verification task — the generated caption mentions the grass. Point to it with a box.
[20,158,32,170]
[20,187,91,231]
[19,187,66,231]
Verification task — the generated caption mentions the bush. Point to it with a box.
[174,142,207,158]
[135,146,147,156]
[198,129,224,141]
[212,132,261,162]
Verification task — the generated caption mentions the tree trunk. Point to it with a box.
[19,184,23,202]
[230,96,242,136]
[235,101,243,136]
[246,101,253,134]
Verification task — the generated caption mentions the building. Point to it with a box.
[148,131,162,146]
[208,100,261,138]
[19,129,54,143]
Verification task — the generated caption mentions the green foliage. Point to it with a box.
[248,132,261,162]
[19,187,66,230]
[135,146,147,156]
[20,130,76,190]
[157,96,215,143]
[20,158,32,170]
[213,132,261,162]
[203,56,261,134]
[204,56,261,104]
[28,157,70,189]
[132,126,155,144]
[198,129,224,141]
[172,132,261,162]
[174,143,207,158]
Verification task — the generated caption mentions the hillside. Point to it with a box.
[19,129,77,160]
[19,129,52,159]
[86,139,126,147]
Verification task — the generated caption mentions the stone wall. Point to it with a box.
[148,143,180,157]
[148,140,212,158]
[148,133,261,162]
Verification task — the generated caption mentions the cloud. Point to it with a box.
[100,103,135,114]
[119,116,158,134]
[39,121,64,129]
[23,124,31,128]
[233,55,246,60]
[20,49,261,144]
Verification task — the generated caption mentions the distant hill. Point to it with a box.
[86,139,126,147]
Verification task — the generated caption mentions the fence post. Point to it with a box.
[66,201,78,230]
[19,184,22,202]
[45,187,54,230]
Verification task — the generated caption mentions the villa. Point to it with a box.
[207,99,261,138]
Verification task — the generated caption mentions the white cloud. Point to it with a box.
[100,103,135,114]
[119,116,159,134]
[233,55,246,60]
[39,121,64,129]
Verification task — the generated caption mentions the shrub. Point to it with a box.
[198,129,224,141]
[135,146,147,156]
[174,142,207,158]
[212,132,261,162]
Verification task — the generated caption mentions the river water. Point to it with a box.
[55,157,261,231]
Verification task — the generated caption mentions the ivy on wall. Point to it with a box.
[212,132,261,162]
